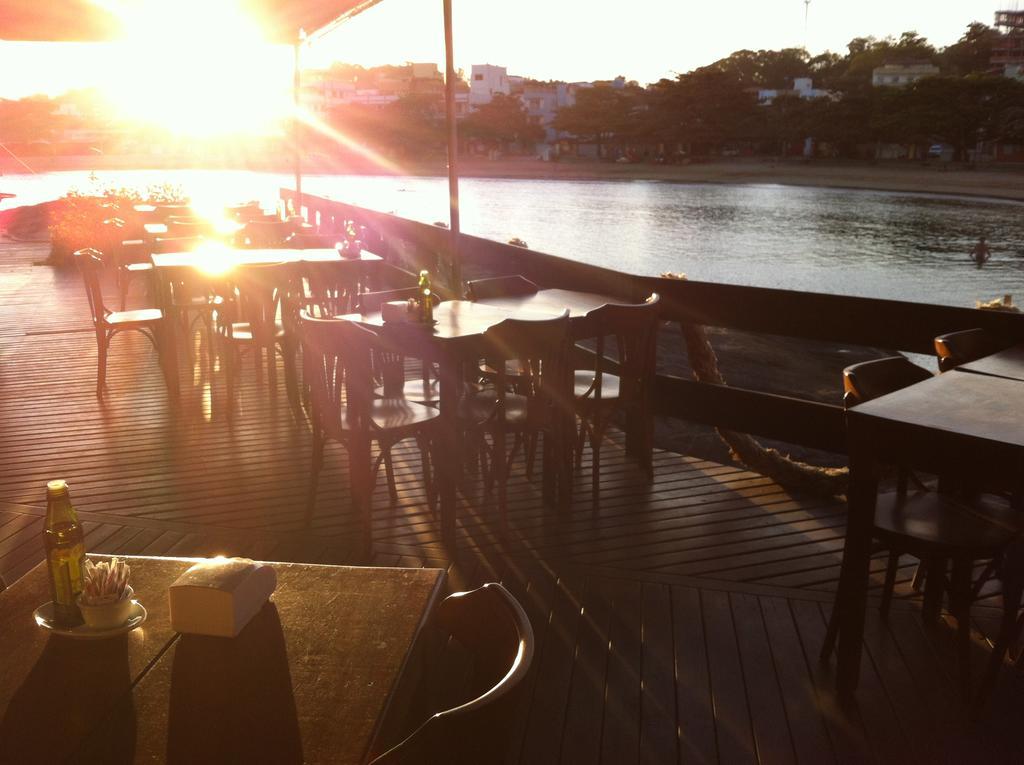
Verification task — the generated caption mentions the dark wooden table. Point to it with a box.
[150,247,383,393]
[834,371,1024,695]
[958,343,1024,383]
[0,555,445,764]
[340,289,629,544]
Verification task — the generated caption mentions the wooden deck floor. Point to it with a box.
[2,241,1023,763]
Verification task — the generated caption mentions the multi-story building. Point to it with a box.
[469,65,510,106]
[871,63,940,87]
[992,10,1024,78]
[756,77,831,105]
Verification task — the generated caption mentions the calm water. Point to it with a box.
[4,169,1023,307]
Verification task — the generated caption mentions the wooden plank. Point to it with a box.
[559,576,613,765]
[639,583,678,765]
[701,588,757,764]
[730,592,797,765]
[600,577,643,764]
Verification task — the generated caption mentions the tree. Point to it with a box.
[941,22,1001,76]
[461,94,544,153]
[553,85,640,156]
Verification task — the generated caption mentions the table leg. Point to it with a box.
[153,268,180,396]
[348,430,373,558]
[437,357,459,545]
[834,441,878,697]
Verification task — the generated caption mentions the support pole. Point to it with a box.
[442,0,462,295]
[293,40,303,216]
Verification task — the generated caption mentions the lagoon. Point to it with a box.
[4,168,1023,307]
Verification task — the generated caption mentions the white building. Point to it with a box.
[871,63,940,87]
[756,77,831,105]
[469,64,510,106]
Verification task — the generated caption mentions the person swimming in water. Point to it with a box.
[971,236,991,267]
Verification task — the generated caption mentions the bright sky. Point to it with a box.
[0,0,1012,105]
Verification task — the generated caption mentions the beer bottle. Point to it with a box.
[418,270,433,323]
[44,480,86,626]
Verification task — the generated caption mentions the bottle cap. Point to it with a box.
[47,479,69,496]
[419,269,429,277]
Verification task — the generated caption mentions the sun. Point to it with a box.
[97,0,293,136]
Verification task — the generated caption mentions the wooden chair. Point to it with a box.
[465,275,539,302]
[369,583,535,765]
[934,328,1008,372]
[573,294,660,507]
[101,217,154,310]
[466,276,540,389]
[75,248,172,396]
[459,313,573,528]
[218,263,299,412]
[300,314,441,537]
[239,219,291,248]
[303,260,361,318]
[359,288,441,406]
[822,356,1018,699]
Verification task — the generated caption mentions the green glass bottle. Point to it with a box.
[44,480,86,626]
[418,270,434,323]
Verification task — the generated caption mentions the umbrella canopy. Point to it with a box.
[0,0,382,43]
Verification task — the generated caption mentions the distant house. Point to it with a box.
[519,82,578,146]
[871,63,940,87]
[469,65,510,106]
[756,77,831,105]
[993,10,1024,78]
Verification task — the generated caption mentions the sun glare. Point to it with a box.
[97,0,292,136]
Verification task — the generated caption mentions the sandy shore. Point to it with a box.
[4,154,1024,203]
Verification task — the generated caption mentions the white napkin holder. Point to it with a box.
[381,300,412,323]
[168,558,277,638]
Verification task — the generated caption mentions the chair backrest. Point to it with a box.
[230,263,287,345]
[375,322,437,397]
[465,275,539,302]
[299,313,376,438]
[287,232,337,250]
[934,328,1006,373]
[369,583,535,765]
[358,287,422,315]
[74,248,108,326]
[241,219,291,248]
[578,293,661,403]
[481,312,572,426]
[304,261,360,317]
[842,356,933,409]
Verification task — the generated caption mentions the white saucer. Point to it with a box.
[33,600,147,640]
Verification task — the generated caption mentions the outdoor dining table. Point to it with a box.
[149,247,384,393]
[0,554,446,764]
[834,369,1024,696]
[338,288,631,544]
[957,343,1024,382]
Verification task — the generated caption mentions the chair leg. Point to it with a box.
[821,596,840,660]
[383,449,399,505]
[95,330,109,396]
[922,556,946,625]
[975,578,1024,708]
[493,430,507,532]
[417,435,437,517]
[880,550,900,619]
[118,268,128,311]
[306,425,324,526]
[949,557,974,701]
[525,432,539,480]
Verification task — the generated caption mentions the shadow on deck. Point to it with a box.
[1,243,1021,763]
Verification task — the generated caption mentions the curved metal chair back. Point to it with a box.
[842,356,932,409]
[370,583,535,765]
[934,328,1006,373]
